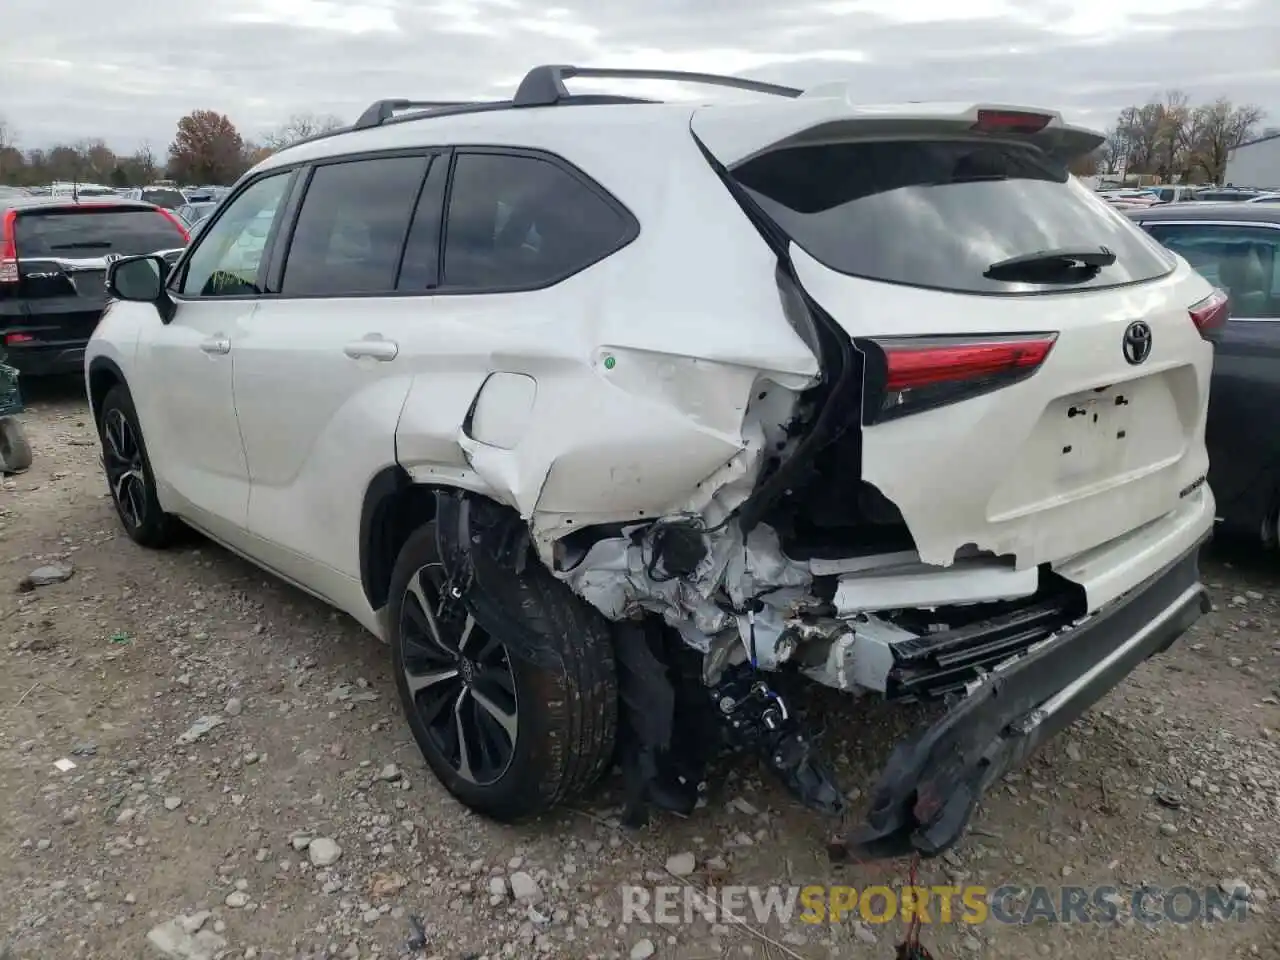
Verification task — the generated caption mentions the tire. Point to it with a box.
[389,521,618,822]
[0,416,33,474]
[97,384,183,548]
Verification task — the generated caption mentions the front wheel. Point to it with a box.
[97,384,183,548]
[389,522,618,822]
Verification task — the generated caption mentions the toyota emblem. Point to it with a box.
[1122,320,1152,365]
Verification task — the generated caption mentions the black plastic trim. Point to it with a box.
[358,464,414,610]
[86,355,127,421]
[849,537,1210,860]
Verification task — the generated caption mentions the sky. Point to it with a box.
[1,0,1277,153]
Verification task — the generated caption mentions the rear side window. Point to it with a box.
[15,208,186,258]
[733,140,1175,294]
[442,152,634,290]
[280,155,429,296]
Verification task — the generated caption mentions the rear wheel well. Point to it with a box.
[359,468,441,612]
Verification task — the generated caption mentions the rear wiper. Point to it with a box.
[49,241,112,250]
[985,246,1116,281]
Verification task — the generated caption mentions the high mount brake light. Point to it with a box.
[972,109,1053,135]
[0,209,18,285]
[864,333,1058,424]
[1188,288,1229,337]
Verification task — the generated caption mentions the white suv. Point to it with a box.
[86,66,1223,860]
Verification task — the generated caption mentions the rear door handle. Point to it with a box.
[344,337,398,361]
[199,337,231,355]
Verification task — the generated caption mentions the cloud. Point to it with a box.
[0,0,1275,153]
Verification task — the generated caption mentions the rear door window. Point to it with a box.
[1144,222,1280,319]
[732,139,1175,294]
[15,208,187,258]
[279,155,430,296]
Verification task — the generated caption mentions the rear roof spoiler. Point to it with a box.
[691,100,1106,168]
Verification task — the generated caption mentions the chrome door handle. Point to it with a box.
[343,338,398,361]
[199,337,231,355]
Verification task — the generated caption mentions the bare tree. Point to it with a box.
[1152,90,1193,180]
[1113,103,1163,174]
[1189,99,1266,183]
[0,115,19,182]
[73,138,117,182]
[263,112,346,150]
[134,142,158,183]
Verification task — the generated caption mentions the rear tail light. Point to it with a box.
[1188,289,1229,338]
[154,207,190,243]
[972,109,1053,135]
[0,210,17,285]
[863,333,1057,424]
[4,332,34,345]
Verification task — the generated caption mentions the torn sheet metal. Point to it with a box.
[834,561,1038,616]
[802,616,918,693]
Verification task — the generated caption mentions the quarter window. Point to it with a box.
[1144,223,1280,319]
[280,155,430,296]
[180,173,292,298]
[441,152,633,290]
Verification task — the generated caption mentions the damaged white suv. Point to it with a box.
[86,66,1224,859]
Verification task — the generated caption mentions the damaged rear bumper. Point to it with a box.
[849,538,1210,860]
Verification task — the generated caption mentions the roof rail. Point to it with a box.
[513,65,803,107]
[353,99,486,130]
[344,67,799,134]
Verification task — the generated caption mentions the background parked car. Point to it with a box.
[1127,202,1280,546]
[1194,187,1262,202]
[121,186,188,210]
[176,201,218,226]
[1148,185,1202,204]
[47,182,116,199]
[0,196,189,375]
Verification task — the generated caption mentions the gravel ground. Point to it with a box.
[2,377,1279,960]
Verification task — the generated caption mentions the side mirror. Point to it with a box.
[106,255,176,323]
[107,255,165,302]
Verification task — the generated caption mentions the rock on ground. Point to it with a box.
[307,837,342,866]
[146,919,227,960]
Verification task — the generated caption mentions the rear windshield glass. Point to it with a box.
[733,139,1174,294]
[16,209,186,257]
